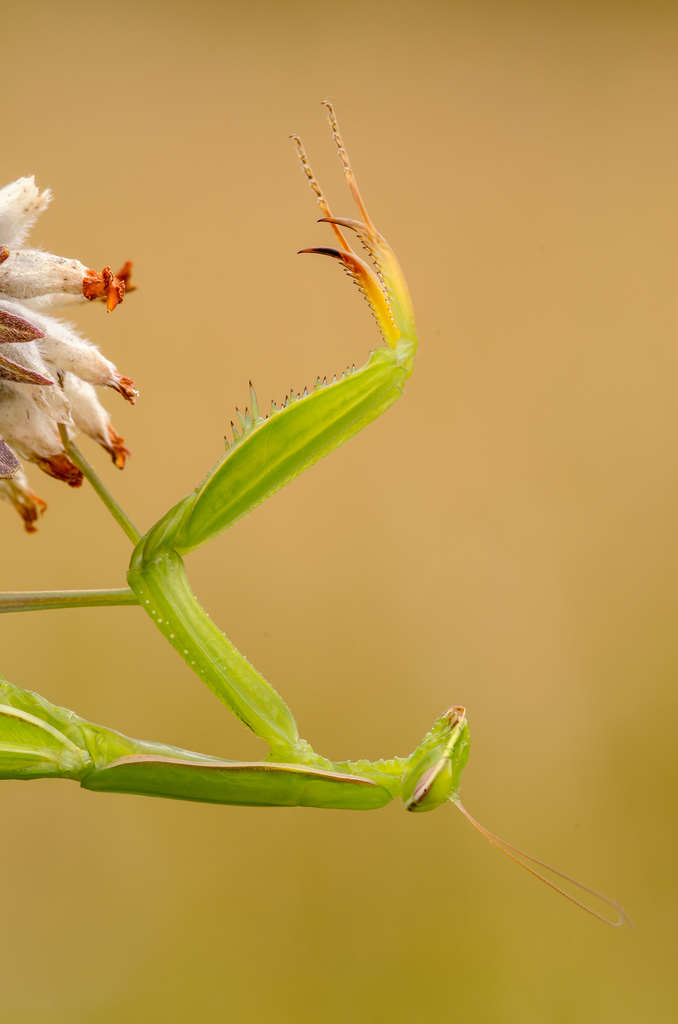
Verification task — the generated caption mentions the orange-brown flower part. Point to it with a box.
[82,263,132,311]
[0,470,47,533]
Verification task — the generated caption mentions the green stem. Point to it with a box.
[0,589,138,614]
[59,425,140,544]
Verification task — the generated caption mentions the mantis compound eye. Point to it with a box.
[402,747,455,812]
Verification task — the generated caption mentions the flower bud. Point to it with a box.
[0,469,46,530]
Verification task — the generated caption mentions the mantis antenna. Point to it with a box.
[289,131,351,250]
[453,802,630,927]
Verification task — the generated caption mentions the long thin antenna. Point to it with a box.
[454,800,630,928]
[321,100,376,235]
[290,133,350,251]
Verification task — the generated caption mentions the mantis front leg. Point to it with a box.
[125,103,419,763]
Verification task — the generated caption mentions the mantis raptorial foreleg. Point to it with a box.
[0,105,627,926]
[125,102,420,764]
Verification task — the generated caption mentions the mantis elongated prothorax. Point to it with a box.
[0,104,627,927]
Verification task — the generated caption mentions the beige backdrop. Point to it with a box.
[2,1,676,1021]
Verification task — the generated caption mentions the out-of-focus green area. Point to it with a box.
[2,1,676,1020]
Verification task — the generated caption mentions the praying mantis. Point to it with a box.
[0,104,626,925]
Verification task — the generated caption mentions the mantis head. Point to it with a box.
[402,705,470,812]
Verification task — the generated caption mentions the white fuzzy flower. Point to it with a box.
[0,176,136,530]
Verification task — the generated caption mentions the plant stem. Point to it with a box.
[58,425,141,544]
[0,589,138,613]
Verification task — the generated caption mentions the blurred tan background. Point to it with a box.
[2,0,677,1020]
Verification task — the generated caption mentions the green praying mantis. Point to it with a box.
[0,104,626,926]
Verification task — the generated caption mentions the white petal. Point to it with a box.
[0,249,89,301]
[0,298,132,398]
[0,332,53,383]
[0,385,81,485]
[0,177,52,248]
[37,315,120,387]
[0,385,61,458]
[62,374,130,468]
[17,293,89,312]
